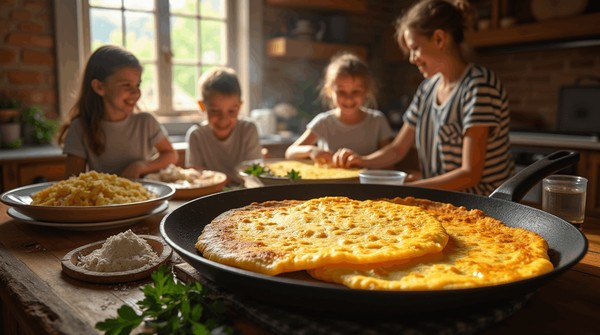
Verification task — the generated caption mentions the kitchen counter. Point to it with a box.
[510,131,600,150]
[1,199,599,334]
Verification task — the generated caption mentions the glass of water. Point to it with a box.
[542,175,588,227]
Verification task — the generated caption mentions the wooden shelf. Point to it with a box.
[266,0,366,13]
[267,37,367,60]
[466,12,600,48]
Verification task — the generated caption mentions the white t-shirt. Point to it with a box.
[185,119,262,185]
[307,108,393,155]
[63,112,167,175]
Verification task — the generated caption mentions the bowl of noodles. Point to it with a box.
[0,171,175,223]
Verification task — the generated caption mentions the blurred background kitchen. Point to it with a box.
[0,0,599,216]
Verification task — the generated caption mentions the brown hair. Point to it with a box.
[57,45,142,155]
[319,52,377,109]
[395,0,474,55]
[198,67,242,101]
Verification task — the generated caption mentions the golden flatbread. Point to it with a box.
[265,160,362,179]
[196,196,449,275]
[308,197,554,290]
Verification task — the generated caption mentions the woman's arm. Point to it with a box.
[337,123,416,169]
[407,126,488,191]
[64,154,87,178]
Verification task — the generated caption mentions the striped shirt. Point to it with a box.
[403,63,514,195]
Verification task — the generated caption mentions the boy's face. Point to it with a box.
[202,93,242,140]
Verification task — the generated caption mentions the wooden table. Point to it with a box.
[1,200,599,335]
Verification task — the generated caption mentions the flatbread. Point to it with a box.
[196,196,449,275]
[308,197,554,290]
[265,160,362,179]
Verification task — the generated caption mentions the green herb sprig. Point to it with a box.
[96,266,234,335]
[286,169,301,181]
[243,163,268,177]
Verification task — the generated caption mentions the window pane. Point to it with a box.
[123,0,154,11]
[172,64,199,111]
[201,0,225,19]
[170,0,197,15]
[171,16,198,62]
[201,20,225,64]
[89,0,121,8]
[90,8,123,48]
[124,11,156,60]
[139,63,158,112]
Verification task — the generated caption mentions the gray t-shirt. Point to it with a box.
[307,108,393,155]
[63,112,167,175]
[185,119,262,185]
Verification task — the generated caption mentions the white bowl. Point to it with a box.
[359,170,407,185]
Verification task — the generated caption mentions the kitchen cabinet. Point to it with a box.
[265,0,367,60]
[580,151,600,219]
[1,155,66,192]
[509,134,600,219]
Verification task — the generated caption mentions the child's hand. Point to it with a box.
[121,161,146,179]
[332,148,362,168]
[310,148,333,166]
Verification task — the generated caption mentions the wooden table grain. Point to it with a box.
[1,201,599,335]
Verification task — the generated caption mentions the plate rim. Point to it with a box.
[0,180,175,223]
[7,201,169,230]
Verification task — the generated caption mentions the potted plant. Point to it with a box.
[21,106,59,145]
[0,96,23,148]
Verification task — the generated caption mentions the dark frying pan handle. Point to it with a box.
[489,150,580,203]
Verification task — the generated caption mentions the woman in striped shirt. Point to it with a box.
[336,0,514,195]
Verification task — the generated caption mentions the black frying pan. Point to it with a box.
[160,151,587,314]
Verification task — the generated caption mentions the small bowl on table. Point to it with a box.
[359,170,407,185]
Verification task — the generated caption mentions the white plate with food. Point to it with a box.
[237,158,362,186]
[144,165,227,199]
[61,234,172,283]
[0,173,175,223]
[7,201,169,231]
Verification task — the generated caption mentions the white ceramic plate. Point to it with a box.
[237,158,361,186]
[7,201,169,231]
[0,180,175,222]
[61,235,172,284]
[145,169,227,199]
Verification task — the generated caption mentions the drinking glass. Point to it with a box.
[542,175,588,227]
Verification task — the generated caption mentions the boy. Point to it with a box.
[185,67,262,185]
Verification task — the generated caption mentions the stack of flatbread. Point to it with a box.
[196,196,553,290]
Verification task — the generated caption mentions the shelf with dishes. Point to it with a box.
[465,12,600,48]
[266,37,367,60]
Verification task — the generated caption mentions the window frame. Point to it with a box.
[54,0,263,136]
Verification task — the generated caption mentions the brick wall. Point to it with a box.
[0,0,57,119]
[474,46,600,129]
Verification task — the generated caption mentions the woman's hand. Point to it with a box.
[333,148,363,168]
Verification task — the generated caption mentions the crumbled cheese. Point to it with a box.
[78,229,159,272]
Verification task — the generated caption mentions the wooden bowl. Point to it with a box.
[61,235,172,284]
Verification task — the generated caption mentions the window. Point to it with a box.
[55,0,263,135]
[85,0,230,115]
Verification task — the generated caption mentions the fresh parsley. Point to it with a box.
[243,163,268,177]
[96,266,234,335]
[286,169,301,181]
